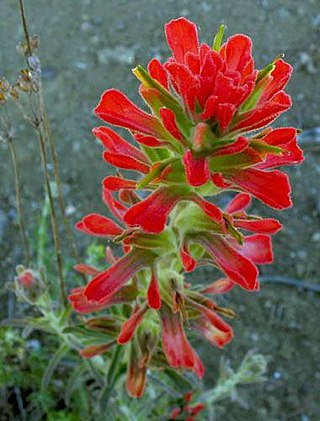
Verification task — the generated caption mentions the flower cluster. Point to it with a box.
[69,18,303,397]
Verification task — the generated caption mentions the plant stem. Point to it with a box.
[18,0,32,56]
[17,0,69,304]
[7,134,31,264]
[42,105,82,264]
[35,122,67,305]
[18,0,85,283]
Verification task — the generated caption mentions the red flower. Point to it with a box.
[69,17,303,398]
[92,17,302,215]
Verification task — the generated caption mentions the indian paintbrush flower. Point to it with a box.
[69,17,303,398]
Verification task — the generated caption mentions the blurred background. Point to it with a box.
[0,0,319,420]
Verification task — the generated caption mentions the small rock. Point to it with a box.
[296,262,306,277]
[311,231,320,242]
[311,14,320,27]
[74,61,87,70]
[80,21,93,32]
[42,66,57,80]
[277,7,290,20]
[299,127,320,146]
[297,249,307,260]
[97,46,135,65]
[66,205,76,216]
[297,52,317,74]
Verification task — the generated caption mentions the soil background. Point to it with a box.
[0,0,319,420]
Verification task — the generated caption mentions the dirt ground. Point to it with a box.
[0,0,319,420]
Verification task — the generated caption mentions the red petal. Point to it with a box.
[74,263,99,276]
[105,246,117,264]
[165,18,199,64]
[185,51,200,74]
[124,187,184,234]
[102,188,127,221]
[259,59,293,102]
[257,128,304,169]
[160,303,205,378]
[183,150,209,187]
[214,71,250,107]
[147,269,162,310]
[133,133,163,147]
[103,151,150,173]
[180,244,197,273]
[159,108,184,141]
[81,213,123,237]
[92,126,148,162]
[84,250,150,303]
[202,278,234,294]
[103,176,138,191]
[193,314,233,348]
[238,234,274,264]
[193,195,223,223]
[202,95,218,120]
[94,89,166,137]
[80,342,115,358]
[165,61,200,111]
[68,286,135,314]
[234,218,282,234]
[227,168,292,209]
[233,91,292,132]
[199,234,258,290]
[212,136,249,157]
[148,58,169,89]
[211,173,232,188]
[220,34,254,76]
[216,103,237,131]
[118,305,148,344]
[225,193,251,214]
[127,342,147,398]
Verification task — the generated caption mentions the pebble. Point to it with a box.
[42,66,58,80]
[277,7,290,20]
[273,371,282,380]
[311,232,320,242]
[311,14,320,27]
[299,127,320,146]
[97,46,135,65]
[296,262,306,278]
[74,61,87,70]
[297,52,317,74]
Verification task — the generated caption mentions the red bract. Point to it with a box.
[70,17,303,398]
[160,303,205,378]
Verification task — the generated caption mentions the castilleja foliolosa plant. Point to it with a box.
[68,18,304,398]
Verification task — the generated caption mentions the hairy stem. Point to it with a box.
[7,134,31,264]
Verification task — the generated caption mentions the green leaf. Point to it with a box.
[41,342,70,391]
[163,369,194,392]
[137,157,178,188]
[250,140,283,155]
[22,318,53,339]
[64,364,88,406]
[132,65,192,137]
[256,62,275,83]
[212,24,226,51]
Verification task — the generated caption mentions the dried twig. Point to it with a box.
[0,116,31,264]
